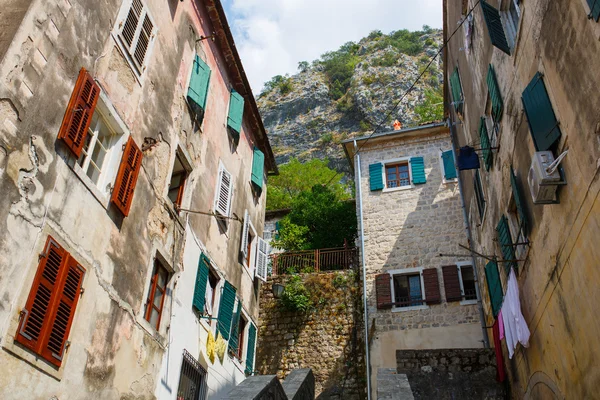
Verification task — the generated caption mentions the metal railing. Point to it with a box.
[271,246,358,276]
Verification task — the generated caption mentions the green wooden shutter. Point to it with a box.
[450,68,463,114]
[588,0,600,21]
[369,163,384,191]
[522,72,562,151]
[496,215,516,274]
[251,147,265,189]
[410,157,426,184]
[510,166,528,235]
[217,281,237,340]
[227,90,245,135]
[442,150,457,180]
[485,261,503,317]
[474,170,486,222]
[486,65,503,122]
[187,55,211,117]
[228,300,242,354]
[481,1,511,55]
[192,253,210,314]
[245,323,257,375]
[479,117,492,171]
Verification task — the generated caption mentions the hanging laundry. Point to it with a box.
[463,14,474,54]
[457,146,481,170]
[498,309,505,340]
[501,269,530,358]
[492,319,506,383]
[205,280,213,316]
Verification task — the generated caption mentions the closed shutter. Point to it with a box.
[441,150,457,180]
[422,268,441,304]
[522,72,561,151]
[228,300,242,354]
[410,157,426,184]
[192,253,210,314]
[240,210,250,258]
[449,68,463,114]
[111,136,143,217]
[119,0,154,73]
[485,261,503,317]
[481,1,511,55]
[496,215,516,273]
[479,117,492,171]
[510,166,528,235]
[227,90,245,135]
[442,265,462,302]
[375,274,392,309]
[588,0,600,21]
[217,281,236,340]
[474,169,486,221]
[369,163,384,191]
[187,55,211,119]
[214,166,233,217]
[486,65,503,122]
[57,68,100,158]
[251,147,265,190]
[245,323,257,375]
[255,238,269,282]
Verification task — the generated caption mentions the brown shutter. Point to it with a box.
[375,274,392,309]
[442,265,462,302]
[57,68,100,158]
[42,255,85,367]
[422,268,441,304]
[111,136,143,216]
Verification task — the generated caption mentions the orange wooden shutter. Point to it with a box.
[16,237,66,353]
[57,67,100,158]
[41,255,85,367]
[111,136,143,216]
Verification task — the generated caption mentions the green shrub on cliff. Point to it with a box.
[280,275,311,312]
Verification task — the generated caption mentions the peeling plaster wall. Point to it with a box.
[0,0,269,399]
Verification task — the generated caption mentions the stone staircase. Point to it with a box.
[377,368,414,400]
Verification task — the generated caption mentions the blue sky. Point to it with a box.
[221,0,443,93]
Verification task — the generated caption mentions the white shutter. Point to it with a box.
[240,210,250,257]
[119,0,154,73]
[255,238,269,282]
[214,166,232,216]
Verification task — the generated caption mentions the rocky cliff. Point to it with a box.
[257,28,444,173]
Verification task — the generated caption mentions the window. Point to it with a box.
[485,64,503,148]
[500,0,521,49]
[240,210,257,270]
[458,264,477,301]
[206,268,219,316]
[386,162,410,188]
[192,253,220,319]
[496,214,517,274]
[177,350,208,400]
[449,67,464,114]
[237,315,247,360]
[484,96,499,149]
[251,147,265,193]
[114,0,156,77]
[440,150,457,183]
[522,72,562,152]
[474,169,486,222]
[15,236,85,368]
[168,152,188,209]
[227,90,245,138]
[481,1,512,54]
[393,273,423,308]
[507,166,528,260]
[370,157,426,192]
[214,163,233,218]
[187,55,211,122]
[479,117,493,171]
[144,259,169,330]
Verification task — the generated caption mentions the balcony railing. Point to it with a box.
[270,246,358,276]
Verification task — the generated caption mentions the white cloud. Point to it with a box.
[223,0,442,93]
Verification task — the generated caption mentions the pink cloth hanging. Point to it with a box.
[498,309,505,340]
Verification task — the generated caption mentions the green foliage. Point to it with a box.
[272,219,310,251]
[280,275,311,312]
[298,61,309,72]
[368,30,383,40]
[424,38,435,46]
[306,117,325,130]
[266,158,350,210]
[261,74,293,96]
[374,29,424,56]
[320,132,333,145]
[332,273,349,288]
[319,41,361,100]
[414,88,444,123]
[359,120,372,132]
[373,52,399,67]
[335,95,356,115]
[279,78,294,95]
[362,74,377,85]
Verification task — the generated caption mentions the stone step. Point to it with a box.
[377,368,414,400]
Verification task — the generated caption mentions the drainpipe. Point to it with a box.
[447,117,490,348]
[354,140,372,399]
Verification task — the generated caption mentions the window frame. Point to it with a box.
[484,94,500,149]
[205,266,220,318]
[439,150,458,184]
[498,0,522,50]
[240,210,258,274]
[474,169,487,224]
[381,157,415,192]
[456,261,478,305]
[388,267,429,312]
[214,162,234,220]
[176,349,208,400]
[143,259,170,331]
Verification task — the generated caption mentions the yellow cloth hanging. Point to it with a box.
[215,332,226,364]
[206,331,215,364]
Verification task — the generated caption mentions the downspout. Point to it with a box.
[354,139,372,399]
[447,117,490,348]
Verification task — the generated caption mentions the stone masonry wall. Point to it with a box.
[256,271,366,400]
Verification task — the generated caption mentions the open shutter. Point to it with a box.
[479,117,492,171]
[485,261,503,317]
[16,237,67,353]
[187,55,211,119]
[410,157,426,184]
[481,1,511,55]
[442,265,462,302]
[588,0,600,21]
[474,170,486,221]
[496,215,516,273]
[57,68,100,158]
[227,90,245,135]
[450,68,463,114]
[214,166,232,216]
[240,210,250,258]
[42,255,85,367]
[228,300,242,354]
[217,281,236,340]
[422,268,441,304]
[192,253,210,314]
[245,323,257,375]
[369,163,384,191]
[522,72,561,151]
[375,274,392,309]
[441,151,457,180]
[255,238,269,282]
[251,148,265,190]
[119,0,154,73]
[510,166,528,235]
[486,65,503,122]
[111,136,143,217]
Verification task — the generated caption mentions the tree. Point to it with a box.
[414,88,444,123]
[298,61,309,72]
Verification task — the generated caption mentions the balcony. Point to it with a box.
[270,246,358,276]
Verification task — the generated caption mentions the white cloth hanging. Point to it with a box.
[500,269,530,358]
[205,280,213,316]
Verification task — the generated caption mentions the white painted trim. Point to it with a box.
[380,156,416,192]
[439,149,458,184]
[456,261,478,306]
[387,267,429,312]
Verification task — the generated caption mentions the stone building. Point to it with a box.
[342,123,486,396]
[444,0,600,398]
[0,0,276,399]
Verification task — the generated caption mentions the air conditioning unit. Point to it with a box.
[528,151,562,204]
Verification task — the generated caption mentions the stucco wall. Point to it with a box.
[445,0,600,398]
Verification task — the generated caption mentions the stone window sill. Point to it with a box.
[460,299,478,306]
[71,160,111,209]
[392,305,429,313]
[2,336,65,381]
[382,185,415,193]
[442,178,458,185]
